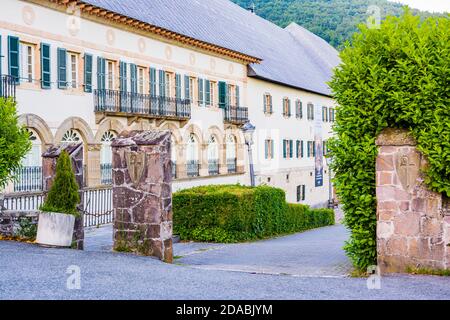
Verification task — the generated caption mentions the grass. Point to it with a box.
[406,267,450,277]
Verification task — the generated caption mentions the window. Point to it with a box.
[296,185,306,202]
[226,134,237,173]
[165,72,172,97]
[208,135,219,175]
[189,77,195,101]
[187,134,199,177]
[20,43,34,83]
[265,139,274,160]
[296,140,304,158]
[138,67,145,94]
[100,131,115,185]
[228,84,236,106]
[67,53,78,89]
[329,108,335,122]
[171,136,177,179]
[106,60,115,90]
[296,100,303,119]
[210,81,217,107]
[283,139,293,159]
[322,106,328,122]
[263,93,273,114]
[283,98,291,117]
[15,130,42,192]
[62,129,81,143]
[307,141,316,158]
[307,103,314,120]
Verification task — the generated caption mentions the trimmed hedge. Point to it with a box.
[173,184,335,243]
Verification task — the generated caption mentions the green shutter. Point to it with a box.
[8,36,20,83]
[288,99,291,117]
[184,75,190,100]
[149,68,156,95]
[313,141,316,157]
[264,140,268,159]
[307,142,311,157]
[302,185,305,200]
[119,61,127,92]
[40,43,51,89]
[84,53,92,93]
[301,140,304,158]
[218,81,227,109]
[289,140,293,158]
[130,63,137,93]
[235,86,240,107]
[97,57,105,90]
[263,94,267,112]
[175,73,181,99]
[205,79,210,105]
[198,78,204,105]
[271,140,274,159]
[57,48,67,89]
[297,186,300,202]
[296,140,300,158]
[159,70,165,97]
[283,140,287,159]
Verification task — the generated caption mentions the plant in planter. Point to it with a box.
[36,151,80,247]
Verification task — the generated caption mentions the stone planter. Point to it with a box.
[36,212,75,248]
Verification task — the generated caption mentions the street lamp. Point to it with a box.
[242,121,256,187]
[325,155,333,208]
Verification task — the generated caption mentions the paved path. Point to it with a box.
[1,225,450,299]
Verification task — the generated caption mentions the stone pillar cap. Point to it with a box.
[111,130,171,147]
[42,143,83,158]
[376,128,416,146]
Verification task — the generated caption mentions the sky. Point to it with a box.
[388,0,450,13]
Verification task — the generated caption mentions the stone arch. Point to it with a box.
[18,114,54,146]
[205,126,225,166]
[224,127,245,173]
[159,121,183,145]
[183,123,203,145]
[54,117,95,145]
[94,118,126,143]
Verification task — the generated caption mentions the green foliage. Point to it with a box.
[40,151,80,215]
[231,0,443,49]
[0,98,31,189]
[173,184,335,242]
[17,217,37,240]
[328,10,450,270]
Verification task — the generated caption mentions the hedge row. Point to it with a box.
[173,184,335,243]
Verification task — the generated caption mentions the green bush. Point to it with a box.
[0,98,31,189]
[173,184,335,242]
[40,151,80,215]
[328,10,450,270]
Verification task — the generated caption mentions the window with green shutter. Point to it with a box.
[282,139,287,159]
[235,86,240,107]
[119,61,127,92]
[40,43,51,89]
[205,79,211,106]
[198,78,204,105]
[8,36,20,83]
[130,63,137,94]
[175,74,182,99]
[301,140,304,158]
[159,70,165,97]
[149,68,157,95]
[289,140,293,158]
[57,48,67,89]
[313,141,316,157]
[218,81,227,109]
[184,75,190,100]
[83,53,92,92]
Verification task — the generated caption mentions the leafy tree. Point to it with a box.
[231,0,443,48]
[0,98,31,189]
[328,10,450,270]
[40,150,80,215]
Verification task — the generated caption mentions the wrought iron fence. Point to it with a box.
[208,159,219,176]
[0,75,16,100]
[13,166,43,192]
[224,105,248,124]
[94,89,191,119]
[100,163,112,185]
[227,158,237,174]
[186,160,200,178]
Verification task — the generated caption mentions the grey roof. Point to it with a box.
[82,0,340,96]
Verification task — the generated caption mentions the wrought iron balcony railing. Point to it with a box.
[1,75,16,100]
[224,105,248,124]
[208,159,219,176]
[227,158,237,174]
[186,160,200,178]
[94,89,191,120]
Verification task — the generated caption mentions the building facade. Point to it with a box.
[0,0,339,207]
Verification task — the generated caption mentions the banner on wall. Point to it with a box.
[314,104,323,187]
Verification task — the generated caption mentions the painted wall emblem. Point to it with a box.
[126,152,146,185]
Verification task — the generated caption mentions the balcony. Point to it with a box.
[224,105,248,125]
[0,75,16,100]
[94,89,191,122]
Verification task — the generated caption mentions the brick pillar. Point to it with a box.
[376,128,450,272]
[42,143,85,250]
[112,130,173,263]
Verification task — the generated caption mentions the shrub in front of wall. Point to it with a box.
[173,184,335,242]
[328,10,450,270]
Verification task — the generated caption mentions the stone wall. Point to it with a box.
[0,211,39,239]
[112,130,173,263]
[376,128,450,272]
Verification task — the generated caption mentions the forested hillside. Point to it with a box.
[231,0,441,48]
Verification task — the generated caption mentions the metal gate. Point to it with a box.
[2,187,113,228]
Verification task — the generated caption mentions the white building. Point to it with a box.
[0,0,339,207]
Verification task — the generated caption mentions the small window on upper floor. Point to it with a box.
[20,42,36,84]
[105,60,115,90]
[137,67,145,94]
[263,93,273,114]
[67,52,79,89]
[283,98,291,117]
[307,103,315,120]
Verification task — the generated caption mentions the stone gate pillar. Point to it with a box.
[111,130,173,263]
[376,128,450,273]
[42,143,85,250]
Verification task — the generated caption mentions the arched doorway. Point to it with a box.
[186,133,199,177]
[100,131,116,185]
[226,134,237,174]
[207,135,219,175]
[14,129,43,192]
